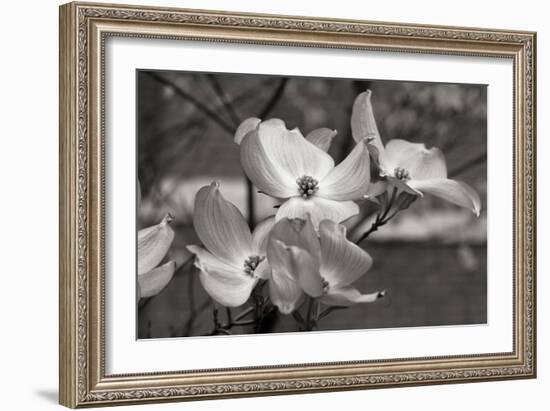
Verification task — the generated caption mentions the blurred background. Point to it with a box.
[137,70,487,339]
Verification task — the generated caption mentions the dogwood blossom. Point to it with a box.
[266,216,384,314]
[186,182,274,307]
[351,90,481,215]
[236,118,371,227]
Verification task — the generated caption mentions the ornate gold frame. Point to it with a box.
[59,1,536,408]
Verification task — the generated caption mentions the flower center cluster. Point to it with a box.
[296,175,319,199]
[321,277,330,294]
[394,167,411,181]
[243,255,265,276]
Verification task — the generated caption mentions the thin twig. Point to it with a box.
[260,78,289,118]
[211,78,274,112]
[355,188,398,245]
[180,266,196,336]
[246,179,255,228]
[206,74,242,127]
[355,216,383,245]
[305,297,316,331]
[381,188,398,220]
[225,307,232,326]
[145,71,235,134]
[232,319,256,326]
[448,151,487,178]
[203,304,256,336]
[292,311,305,329]
[318,306,348,321]
[234,306,254,321]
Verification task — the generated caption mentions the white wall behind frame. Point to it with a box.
[0,0,546,410]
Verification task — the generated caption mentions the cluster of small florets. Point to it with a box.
[321,278,330,294]
[394,167,411,181]
[243,255,265,276]
[296,175,319,199]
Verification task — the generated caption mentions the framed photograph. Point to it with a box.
[59,2,536,408]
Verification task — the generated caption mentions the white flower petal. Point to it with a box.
[240,128,297,198]
[251,216,275,256]
[318,140,370,201]
[386,175,423,196]
[269,276,303,314]
[138,261,176,299]
[187,245,256,307]
[269,216,321,262]
[137,214,175,275]
[193,183,253,266]
[365,180,388,198]
[254,258,271,280]
[276,196,359,228]
[187,245,241,272]
[267,239,304,314]
[321,286,385,306]
[305,128,338,152]
[286,245,324,298]
[318,220,373,289]
[257,119,335,180]
[200,270,257,308]
[383,139,447,180]
[408,178,481,216]
[351,90,385,157]
[234,117,261,144]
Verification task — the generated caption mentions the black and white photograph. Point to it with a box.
[136,71,487,339]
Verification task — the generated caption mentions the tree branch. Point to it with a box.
[205,74,242,127]
[448,151,486,178]
[260,78,289,118]
[145,71,235,134]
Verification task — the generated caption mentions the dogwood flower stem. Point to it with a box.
[234,306,254,321]
[225,307,233,325]
[304,297,318,331]
[318,306,348,321]
[252,285,266,332]
[208,282,273,335]
[381,188,398,220]
[210,306,224,335]
[208,303,258,335]
[292,310,306,329]
[356,188,400,244]
[247,179,255,228]
[383,207,403,223]
[232,319,256,326]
